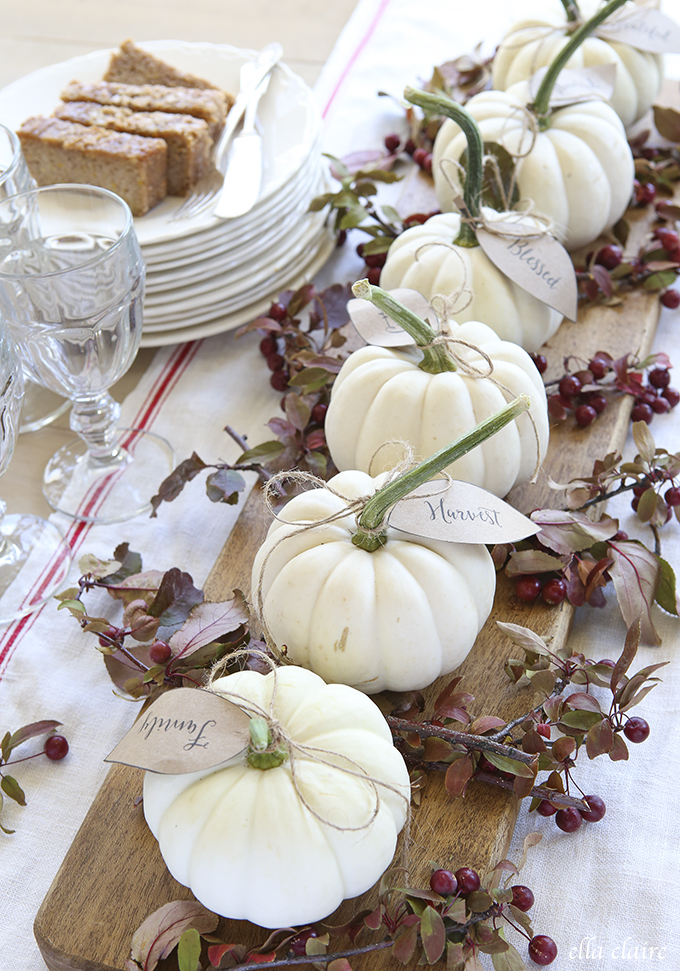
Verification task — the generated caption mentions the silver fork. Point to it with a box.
[168,43,282,223]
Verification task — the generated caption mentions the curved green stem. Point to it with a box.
[404,85,484,233]
[559,0,581,24]
[351,279,456,374]
[531,0,627,126]
[352,395,531,552]
[246,717,288,770]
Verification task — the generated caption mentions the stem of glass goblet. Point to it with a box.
[69,392,125,466]
[0,499,21,568]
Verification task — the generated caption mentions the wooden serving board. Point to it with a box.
[34,199,665,969]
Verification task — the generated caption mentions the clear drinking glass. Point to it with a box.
[0,316,71,623]
[0,184,174,524]
[0,122,69,433]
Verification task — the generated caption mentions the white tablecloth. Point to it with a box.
[2,1,679,968]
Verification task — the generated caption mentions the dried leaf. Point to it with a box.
[609,732,629,761]
[470,715,506,734]
[653,105,680,141]
[608,543,660,645]
[421,906,446,964]
[237,440,286,464]
[531,509,618,555]
[496,622,549,656]
[445,755,475,797]
[632,420,656,466]
[483,751,535,778]
[5,720,62,757]
[205,468,245,505]
[490,939,525,971]
[504,549,566,576]
[150,454,208,517]
[128,900,218,971]
[392,920,420,964]
[169,595,249,661]
[1,775,26,806]
[148,569,204,630]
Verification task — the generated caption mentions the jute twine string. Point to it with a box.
[206,648,412,869]
[410,240,474,315]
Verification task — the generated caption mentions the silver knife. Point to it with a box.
[213,70,272,219]
[212,42,282,176]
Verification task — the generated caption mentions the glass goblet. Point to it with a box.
[0,122,69,433]
[0,184,174,524]
[0,316,71,623]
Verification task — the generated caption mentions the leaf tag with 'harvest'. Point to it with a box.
[105,688,251,774]
[476,221,577,320]
[596,8,680,53]
[528,64,616,107]
[388,480,541,544]
[348,288,435,346]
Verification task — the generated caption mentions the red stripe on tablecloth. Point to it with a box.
[0,339,203,676]
[321,0,393,119]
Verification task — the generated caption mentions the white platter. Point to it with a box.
[0,40,320,247]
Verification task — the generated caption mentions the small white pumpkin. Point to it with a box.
[251,469,496,694]
[492,0,663,129]
[143,665,410,927]
[432,84,633,251]
[380,210,563,352]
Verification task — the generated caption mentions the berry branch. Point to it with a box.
[0,721,68,835]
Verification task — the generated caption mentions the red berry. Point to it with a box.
[542,578,567,605]
[430,868,458,896]
[266,353,285,372]
[530,353,548,374]
[631,496,640,512]
[311,403,328,425]
[573,369,594,386]
[149,640,172,665]
[632,483,649,498]
[402,212,429,228]
[515,575,542,603]
[289,929,319,957]
[259,336,277,357]
[636,390,657,407]
[529,935,558,965]
[44,735,69,761]
[97,627,118,648]
[454,867,480,895]
[624,716,650,743]
[413,147,429,167]
[270,370,289,392]
[634,181,657,205]
[421,152,433,174]
[404,138,416,155]
[655,227,680,250]
[555,807,582,832]
[559,374,582,398]
[631,402,654,424]
[586,393,607,414]
[536,799,558,817]
[356,242,365,258]
[661,288,680,309]
[595,244,622,270]
[662,387,680,407]
[511,885,535,911]
[364,252,387,269]
[649,367,671,389]
[665,486,680,506]
[548,394,568,421]
[366,267,381,285]
[575,404,597,427]
[588,355,610,379]
[384,133,401,153]
[268,302,287,322]
[580,794,606,822]
[651,396,670,414]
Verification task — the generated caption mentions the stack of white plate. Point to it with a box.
[0,41,335,347]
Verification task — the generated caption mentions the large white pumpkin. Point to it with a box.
[251,469,496,694]
[379,211,564,352]
[492,0,663,129]
[143,665,410,927]
[325,319,549,498]
[432,82,634,251]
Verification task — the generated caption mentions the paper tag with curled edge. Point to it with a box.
[348,288,435,346]
[528,64,616,108]
[388,480,541,545]
[105,687,251,774]
[476,224,577,321]
[596,8,680,53]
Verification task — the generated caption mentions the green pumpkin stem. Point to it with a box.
[404,85,483,247]
[351,279,456,374]
[531,0,627,126]
[560,0,581,24]
[247,717,288,770]
[352,394,531,552]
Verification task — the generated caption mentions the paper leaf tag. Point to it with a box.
[388,480,541,544]
[528,64,616,108]
[596,9,680,53]
[348,288,435,346]
[105,688,251,774]
[476,224,577,320]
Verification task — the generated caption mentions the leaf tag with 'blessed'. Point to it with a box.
[105,687,251,774]
[476,221,577,321]
[528,64,616,107]
[388,480,541,545]
[348,288,435,346]
[596,8,680,53]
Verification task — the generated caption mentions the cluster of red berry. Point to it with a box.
[258,302,293,392]
[428,866,557,966]
[384,131,434,174]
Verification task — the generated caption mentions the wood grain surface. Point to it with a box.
[34,196,665,970]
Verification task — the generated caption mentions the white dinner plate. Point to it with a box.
[0,40,320,247]
[139,231,336,346]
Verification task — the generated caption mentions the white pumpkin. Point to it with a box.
[251,469,496,694]
[492,0,663,129]
[143,665,410,927]
[432,83,634,251]
[325,319,549,498]
[379,210,563,352]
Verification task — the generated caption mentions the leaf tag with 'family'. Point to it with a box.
[528,64,616,107]
[388,480,541,544]
[348,288,435,346]
[476,221,577,321]
[596,8,680,53]
[105,687,251,774]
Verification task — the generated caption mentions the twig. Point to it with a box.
[474,771,589,811]
[232,940,394,968]
[387,716,536,765]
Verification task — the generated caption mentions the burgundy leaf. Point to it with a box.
[391,920,420,964]
[205,468,246,505]
[609,732,629,761]
[169,594,249,661]
[128,900,218,971]
[469,715,506,734]
[433,676,464,711]
[505,549,566,576]
[532,509,618,555]
[445,755,475,797]
[305,429,327,451]
[6,720,62,755]
[148,568,204,628]
[586,718,614,759]
[607,543,661,645]
[420,906,446,965]
[591,263,613,297]
[150,454,208,517]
